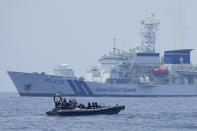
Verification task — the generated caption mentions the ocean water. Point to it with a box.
[1,93,197,131]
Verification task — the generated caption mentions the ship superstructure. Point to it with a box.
[87,14,162,85]
[54,64,76,79]
[7,14,197,97]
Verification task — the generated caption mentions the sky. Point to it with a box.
[0,0,197,92]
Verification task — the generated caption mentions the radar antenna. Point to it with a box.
[140,13,160,53]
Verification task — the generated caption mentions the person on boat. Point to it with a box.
[95,102,98,108]
[92,102,95,109]
[63,98,67,105]
[87,102,91,109]
[54,96,62,108]
[55,100,60,108]
[68,99,78,109]
[66,100,73,109]
[62,98,70,109]
[77,104,86,109]
[81,104,86,109]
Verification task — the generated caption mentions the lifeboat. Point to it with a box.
[161,67,169,75]
[153,67,169,75]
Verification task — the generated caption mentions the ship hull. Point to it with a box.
[8,71,197,97]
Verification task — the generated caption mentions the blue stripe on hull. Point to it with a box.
[67,80,94,96]
[74,80,94,95]
[73,80,87,95]
[81,81,94,95]
[67,80,80,95]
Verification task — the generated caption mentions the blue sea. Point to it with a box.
[1,93,197,131]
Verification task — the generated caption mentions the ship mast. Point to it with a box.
[113,37,116,54]
[140,13,160,53]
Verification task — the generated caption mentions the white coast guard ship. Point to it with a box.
[8,14,197,97]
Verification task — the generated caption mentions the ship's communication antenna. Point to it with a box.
[113,37,116,54]
[140,13,160,53]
